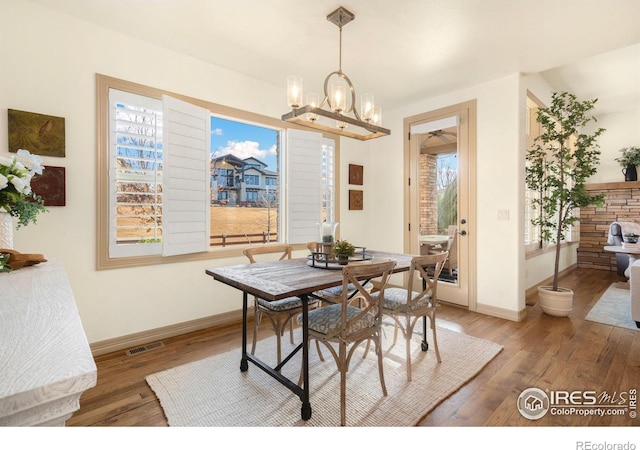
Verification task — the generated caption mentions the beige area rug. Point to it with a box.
[586,283,639,331]
[146,325,503,427]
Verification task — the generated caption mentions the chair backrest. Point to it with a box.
[243,244,292,264]
[445,233,457,269]
[406,252,449,309]
[337,260,397,338]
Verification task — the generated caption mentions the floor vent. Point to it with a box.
[125,341,164,356]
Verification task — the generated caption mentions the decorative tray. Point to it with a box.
[306,247,372,270]
[0,248,48,270]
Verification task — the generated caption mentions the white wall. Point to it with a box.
[587,108,640,184]
[362,74,527,317]
[0,2,290,343]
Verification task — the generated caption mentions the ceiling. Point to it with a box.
[28,0,640,117]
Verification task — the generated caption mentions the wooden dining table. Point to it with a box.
[205,249,414,421]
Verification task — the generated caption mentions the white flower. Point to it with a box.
[9,175,30,194]
[16,149,44,175]
[0,155,13,168]
[0,173,7,191]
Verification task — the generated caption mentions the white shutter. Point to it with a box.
[162,95,211,256]
[108,89,163,258]
[286,129,323,244]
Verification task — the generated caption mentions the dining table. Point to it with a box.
[205,249,415,421]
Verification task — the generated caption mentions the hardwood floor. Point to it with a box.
[67,267,640,427]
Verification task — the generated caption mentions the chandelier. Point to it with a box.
[281,6,391,141]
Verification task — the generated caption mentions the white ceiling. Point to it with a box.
[28,0,640,116]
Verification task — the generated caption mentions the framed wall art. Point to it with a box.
[31,166,66,206]
[348,164,363,185]
[349,189,363,210]
[8,109,66,157]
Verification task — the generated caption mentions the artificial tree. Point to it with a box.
[525,91,605,292]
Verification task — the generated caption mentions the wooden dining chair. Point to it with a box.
[380,252,448,381]
[300,259,397,426]
[243,244,319,365]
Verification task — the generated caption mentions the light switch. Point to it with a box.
[497,209,510,220]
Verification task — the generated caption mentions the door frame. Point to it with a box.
[403,100,477,311]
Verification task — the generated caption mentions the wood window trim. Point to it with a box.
[95,74,340,270]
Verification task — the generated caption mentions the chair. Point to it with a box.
[432,233,457,276]
[300,259,397,426]
[380,252,448,381]
[243,244,318,365]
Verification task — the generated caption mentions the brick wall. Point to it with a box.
[419,153,438,234]
[578,181,640,271]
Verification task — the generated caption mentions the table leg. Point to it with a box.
[300,294,312,420]
[240,291,248,372]
[421,278,429,352]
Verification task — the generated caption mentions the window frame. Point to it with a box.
[96,74,340,270]
[524,91,576,259]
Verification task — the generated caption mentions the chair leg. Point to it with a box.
[405,315,413,382]
[251,308,261,355]
[375,335,388,396]
[430,313,442,363]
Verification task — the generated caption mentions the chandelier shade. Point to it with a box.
[281,6,391,141]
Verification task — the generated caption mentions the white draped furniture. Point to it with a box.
[0,258,97,426]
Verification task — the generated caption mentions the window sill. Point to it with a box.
[525,241,577,260]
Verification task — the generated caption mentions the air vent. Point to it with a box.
[125,341,164,356]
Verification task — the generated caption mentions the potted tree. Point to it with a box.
[525,91,605,317]
[333,239,356,265]
[615,146,640,181]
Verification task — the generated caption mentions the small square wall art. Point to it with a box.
[8,109,66,157]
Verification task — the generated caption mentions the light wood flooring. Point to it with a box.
[67,267,640,427]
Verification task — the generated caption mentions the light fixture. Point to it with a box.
[281,6,391,141]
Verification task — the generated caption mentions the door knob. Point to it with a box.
[459,230,467,236]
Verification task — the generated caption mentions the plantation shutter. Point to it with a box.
[108,89,163,258]
[162,95,211,256]
[286,129,324,244]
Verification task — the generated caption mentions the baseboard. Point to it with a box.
[525,263,577,298]
[89,309,246,357]
[476,302,527,322]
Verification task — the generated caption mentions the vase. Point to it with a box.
[622,164,637,181]
[0,212,13,249]
[537,286,573,317]
[319,222,339,243]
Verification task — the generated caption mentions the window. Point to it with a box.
[97,74,339,269]
[525,92,574,255]
[244,175,259,186]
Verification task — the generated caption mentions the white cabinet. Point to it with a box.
[0,259,97,426]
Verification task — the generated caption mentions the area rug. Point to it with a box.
[145,325,502,426]
[586,283,639,331]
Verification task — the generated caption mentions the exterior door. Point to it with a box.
[403,100,476,309]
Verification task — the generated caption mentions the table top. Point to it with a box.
[206,250,415,301]
[419,235,450,245]
[604,245,640,255]
[0,258,97,417]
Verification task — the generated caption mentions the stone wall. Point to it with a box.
[578,181,640,271]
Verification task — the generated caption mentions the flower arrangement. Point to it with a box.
[615,146,640,168]
[0,149,47,228]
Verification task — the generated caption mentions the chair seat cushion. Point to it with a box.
[379,288,431,311]
[297,303,375,335]
[257,296,315,311]
[321,281,373,298]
